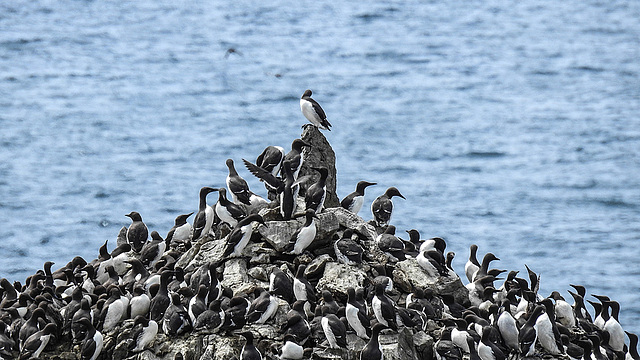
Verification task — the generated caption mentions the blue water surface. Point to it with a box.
[1,0,639,332]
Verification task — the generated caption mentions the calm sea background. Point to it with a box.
[1,0,639,332]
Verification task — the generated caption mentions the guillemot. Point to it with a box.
[300,89,331,131]
[341,181,376,215]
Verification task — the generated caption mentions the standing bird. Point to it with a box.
[19,323,57,360]
[372,282,397,331]
[246,288,279,325]
[162,293,191,336]
[79,318,103,360]
[269,267,294,303]
[305,167,329,213]
[222,214,266,258]
[346,287,370,340]
[321,306,347,349]
[519,305,545,356]
[131,315,158,353]
[360,323,385,360]
[465,244,481,283]
[371,187,405,227]
[192,187,217,241]
[376,225,406,262]
[126,211,149,253]
[215,188,246,227]
[300,89,331,131]
[282,139,310,180]
[166,212,193,247]
[334,229,364,265]
[478,326,505,360]
[239,331,262,360]
[341,181,377,215]
[285,209,318,255]
[226,159,252,205]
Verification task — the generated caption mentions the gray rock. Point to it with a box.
[316,262,368,298]
[393,258,469,306]
[381,328,418,360]
[304,254,333,279]
[117,226,128,247]
[222,258,249,291]
[300,125,339,209]
[247,266,268,282]
[413,331,434,360]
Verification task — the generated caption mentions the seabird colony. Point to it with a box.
[0,90,636,360]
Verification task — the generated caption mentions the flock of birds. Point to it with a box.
[0,90,638,360]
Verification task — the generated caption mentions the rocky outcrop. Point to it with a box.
[2,125,602,360]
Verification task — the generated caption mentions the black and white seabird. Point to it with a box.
[215,187,246,227]
[223,214,266,258]
[519,305,545,356]
[282,303,311,342]
[371,187,405,227]
[19,323,57,360]
[496,299,519,352]
[79,318,103,360]
[223,296,250,332]
[280,334,306,360]
[334,229,364,265]
[285,209,318,255]
[376,225,406,262]
[126,211,149,253]
[360,323,385,360]
[305,167,329,213]
[625,331,639,360]
[321,305,347,349]
[19,307,46,351]
[246,288,279,325]
[435,327,463,360]
[149,270,173,322]
[128,286,151,320]
[99,286,127,332]
[192,187,217,241]
[293,265,316,317]
[346,287,370,340]
[604,300,625,352]
[300,89,331,131]
[131,315,158,352]
[282,139,310,180]
[536,298,563,355]
[239,331,262,360]
[162,293,191,336]
[341,181,376,215]
[478,326,506,360]
[139,231,166,269]
[242,158,310,220]
[372,282,397,331]
[188,285,208,325]
[465,244,481,283]
[269,267,294,303]
[166,212,193,247]
[194,300,224,332]
[226,159,252,205]
[256,145,285,177]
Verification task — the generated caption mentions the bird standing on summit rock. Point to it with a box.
[300,89,331,131]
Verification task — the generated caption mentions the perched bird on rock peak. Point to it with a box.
[300,89,331,131]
